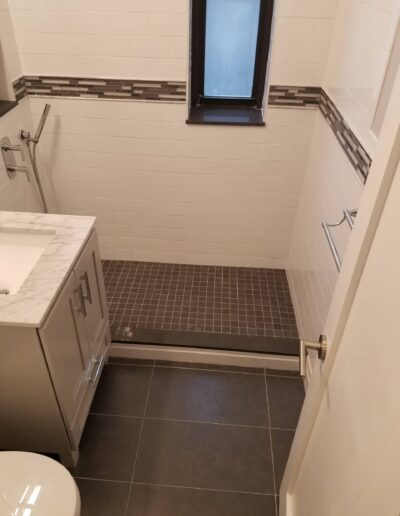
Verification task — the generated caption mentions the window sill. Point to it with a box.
[186,106,265,126]
[0,100,18,119]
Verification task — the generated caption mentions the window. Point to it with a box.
[188,0,274,126]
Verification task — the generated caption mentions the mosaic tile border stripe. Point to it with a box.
[12,76,372,181]
[268,85,321,107]
[12,75,186,103]
[319,89,371,182]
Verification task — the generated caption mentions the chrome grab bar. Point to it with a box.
[343,208,357,229]
[322,209,357,272]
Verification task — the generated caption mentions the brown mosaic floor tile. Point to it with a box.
[102,261,298,342]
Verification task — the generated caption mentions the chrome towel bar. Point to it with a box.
[322,209,357,272]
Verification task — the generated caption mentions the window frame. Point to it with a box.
[190,0,274,110]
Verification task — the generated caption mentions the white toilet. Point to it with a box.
[0,452,80,515]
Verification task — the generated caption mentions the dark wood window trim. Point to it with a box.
[187,0,274,126]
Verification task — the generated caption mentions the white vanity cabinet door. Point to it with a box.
[73,230,109,362]
[39,270,92,446]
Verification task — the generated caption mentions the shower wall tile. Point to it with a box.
[320,89,371,183]
[322,0,399,155]
[287,111,364,342]
[286,0,399,346]
[0,100,42,212]
[8,0,336,86]
[0,0,41,213]
[16,78,372,182]
[0,0,21,100]
[12,75,186,102]
[29,95,316,267]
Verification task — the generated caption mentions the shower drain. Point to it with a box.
[0,288,10,295]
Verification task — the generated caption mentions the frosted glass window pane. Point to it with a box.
[204,0,261,98]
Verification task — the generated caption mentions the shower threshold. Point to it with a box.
[103,260,300,357]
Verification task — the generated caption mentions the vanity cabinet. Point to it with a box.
[0,228,110,467]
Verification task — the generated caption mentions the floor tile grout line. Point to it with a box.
[106,361,155,368]
[88,411,297,432]
[88,412,289,430]
[74,476,131,484]
[152,364,265,376]
[265,374,301,380]
[124,362,155,516]
[74,476,276,497]
[107,360,300,378]
[140,416,269,429]
[131,481,277,497]
[264,369,279,516]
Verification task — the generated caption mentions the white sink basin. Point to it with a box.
[0,229,55,296]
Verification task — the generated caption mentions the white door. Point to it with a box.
[280,72,400,514]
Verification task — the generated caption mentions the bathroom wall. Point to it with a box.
[8,0,336,86]
[0,0,41,212]
[287,113,364,339]
[30,98,315,266]
[287,0,400,340]
[6,0,337,266]
[323,0,400,155]
[0,101,43,212]
[0,0,20,99]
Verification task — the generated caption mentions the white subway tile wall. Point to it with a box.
[0,0,42,212]
[0,0,21,99]
[4,0,342,267]
[287,0,399,341]
[0,100,43,212]
[323,0,400,155]
[30,96,316,267]
[8,0,337,86]
[287,111,364,340]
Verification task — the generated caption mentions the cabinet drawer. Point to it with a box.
[74,230,109,359]
[68,325,110,447]
[39,271,91,439]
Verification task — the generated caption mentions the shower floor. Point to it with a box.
[102,260,299,356]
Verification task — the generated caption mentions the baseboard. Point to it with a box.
[110,342,299,371]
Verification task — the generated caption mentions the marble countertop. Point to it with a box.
[0,211,95,327]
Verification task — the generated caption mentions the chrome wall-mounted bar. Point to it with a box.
[19,103,51,213]
[322,209,358,272]
[0,136,30,181]
[343,208,357,229]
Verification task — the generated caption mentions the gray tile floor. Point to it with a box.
[71,359,304,516]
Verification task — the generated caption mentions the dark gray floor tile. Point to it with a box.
[134,419,274,494]
[126,484,276,516]
[267,376,304,429]
[271,429,295,490]
[71,415,142,481]
[109,357,155,366]
[266,368,300,377]
[91,364,153,416]
[146,367,268,426]
[155,360,263,375]
[76,478,130,516]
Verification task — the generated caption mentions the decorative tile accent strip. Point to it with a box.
[12,75,186,102]
[268,85,321,107]
[12,76,27,102]
[320,89,372,183]
[12,76,372,181]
